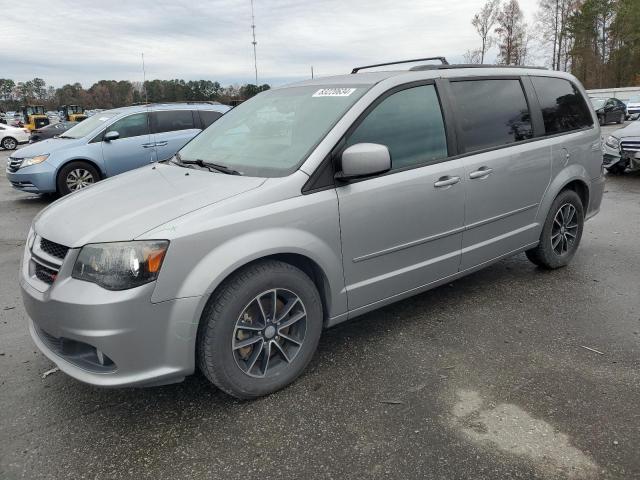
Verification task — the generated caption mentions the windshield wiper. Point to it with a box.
[58,135,75,139]
[178,157,241,175]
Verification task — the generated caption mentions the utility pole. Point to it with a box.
[311,66,314,79]
[141,52,148,104]
[251,0,258,85]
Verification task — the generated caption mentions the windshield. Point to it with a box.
[61,111,118,139]
[177,85,369,177]
[628,95,640,103]
[590,98,606,109]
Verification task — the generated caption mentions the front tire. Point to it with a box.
[617,113,625,124]
[197,260,323,399]
[1,137,17,150]
[598,114,605,126]
[526,189,584,269]
[56,161,100,195]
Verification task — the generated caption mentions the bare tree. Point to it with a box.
[463,49,483,64]
[495,0,527,65]
[537,0,577,70]
[472,0,501,63]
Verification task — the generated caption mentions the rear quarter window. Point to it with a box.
[199,110,224,129]
[449,79,533,153]
[531,77,593,135]
[151,110,195,134]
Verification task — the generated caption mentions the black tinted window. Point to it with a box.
[199,110,223,128]
[531,77,593,134]
[152,110,195,134]
[107,113,149,139]
[450,79,533,153]
[346,85,448,169]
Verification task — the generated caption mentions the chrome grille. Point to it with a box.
[621,140,640,153]
[7,157,23,173]
[40,238,69,260]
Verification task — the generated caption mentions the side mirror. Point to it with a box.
[337,143,391,180]
[103,131,120,142]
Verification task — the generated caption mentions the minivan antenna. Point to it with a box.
[141,52,148,104]
[250,0,258,85]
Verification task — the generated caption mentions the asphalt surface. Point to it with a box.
[1,125,639,480]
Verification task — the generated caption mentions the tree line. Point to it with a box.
[0,78,270,111]
[467,0,639,88]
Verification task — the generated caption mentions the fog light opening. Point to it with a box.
[96,349,105,366]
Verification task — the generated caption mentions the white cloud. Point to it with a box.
[2,0,541,87]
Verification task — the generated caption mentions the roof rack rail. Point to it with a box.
[129,101,223,106]
[410,63,548,71]
[351,57,449,74]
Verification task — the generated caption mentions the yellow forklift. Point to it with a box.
[21,105,50,131]
[59,105,87,122]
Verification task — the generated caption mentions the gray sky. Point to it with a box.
[3,0,539,88]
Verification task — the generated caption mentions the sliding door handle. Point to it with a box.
[434,176,461,188]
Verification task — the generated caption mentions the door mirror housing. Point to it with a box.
[103,131,120,142]
[337,143,391,180]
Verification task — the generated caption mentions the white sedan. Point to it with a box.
[0,124,30,150]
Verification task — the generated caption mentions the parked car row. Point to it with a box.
[17,62,604,399]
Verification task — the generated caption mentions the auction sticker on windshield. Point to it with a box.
[313,88,356,97]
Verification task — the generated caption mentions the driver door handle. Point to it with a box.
[142,143,155,148]
[434,176,461,188]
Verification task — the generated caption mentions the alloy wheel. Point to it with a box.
[66,168,95,191]
[232,288,307,378]
[551,203,578,256]
[2,138,16,149]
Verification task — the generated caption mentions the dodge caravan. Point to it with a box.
[21,59,605,398]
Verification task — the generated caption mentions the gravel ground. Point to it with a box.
[1,125,638,479]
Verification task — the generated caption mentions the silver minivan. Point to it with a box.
[21,60,605,398]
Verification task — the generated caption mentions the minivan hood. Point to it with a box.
[34,163,266,247]
[14,137,84,157]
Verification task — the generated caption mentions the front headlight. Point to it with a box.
[72,240,169,290]
[21,154,49,168]
[605,136,620,150]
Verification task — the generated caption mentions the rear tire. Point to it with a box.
[526,189,584,269]
[1,137,17,150]
[56,161,100,196]
[197,260,323,399]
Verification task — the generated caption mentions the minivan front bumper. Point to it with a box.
[6,162,57,193]
[21,243,202,387]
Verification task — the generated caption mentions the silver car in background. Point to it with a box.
[21,60,604,398]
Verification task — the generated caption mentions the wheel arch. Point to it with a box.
[538,165,591,228]
[55,157,105,182]
[199,252,334,327]
[561,179,589,210]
